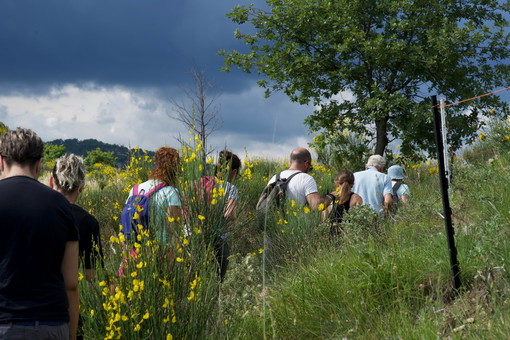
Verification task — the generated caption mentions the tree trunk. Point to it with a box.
[374,117,389,156]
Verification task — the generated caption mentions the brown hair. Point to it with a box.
[334,170,355,205]
[0,127,44,167]
[151,147,180,186]
[216,150,241,180]
[335,170,354,186]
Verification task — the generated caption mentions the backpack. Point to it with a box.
[256,171,302,213]
[120,182,167,241]
[391,181,402,208]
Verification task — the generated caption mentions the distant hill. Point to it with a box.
[46,138,153,167]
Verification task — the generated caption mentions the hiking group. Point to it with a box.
[258,149,410,230]
[0,127,410,340]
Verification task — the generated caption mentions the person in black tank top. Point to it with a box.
[323,170,362,236]
[50,154,104,340]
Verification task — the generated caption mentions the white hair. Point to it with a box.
[366,155,386,168]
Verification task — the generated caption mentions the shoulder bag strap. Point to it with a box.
[285,171,302,182]
[392,181,402,195]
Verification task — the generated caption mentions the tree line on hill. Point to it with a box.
[46,138,154,168]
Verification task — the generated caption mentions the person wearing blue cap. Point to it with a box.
[387,165,410,206]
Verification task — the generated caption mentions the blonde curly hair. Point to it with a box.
[52,154,86,194]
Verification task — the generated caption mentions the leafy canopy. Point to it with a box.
[84,147,117,171]
[43,143,66,164]
[221,0,510,156]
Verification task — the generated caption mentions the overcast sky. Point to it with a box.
[0,0,313,160]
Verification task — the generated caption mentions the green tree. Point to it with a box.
[84,148,117,170]
[0,122,8,136]
[42,143,67,172]
[43,143,66,163]
[221,0,510,156]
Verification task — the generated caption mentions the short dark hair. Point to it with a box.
[290,148,311,164]
[0,127,44,167]
[216,150,241,176]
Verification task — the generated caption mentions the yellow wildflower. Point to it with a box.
[187,291,195,301]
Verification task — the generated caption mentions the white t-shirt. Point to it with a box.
[267,170,318,205]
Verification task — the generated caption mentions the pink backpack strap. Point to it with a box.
[132,184,140,196]
[145,182,167,196]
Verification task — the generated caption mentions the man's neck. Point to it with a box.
[289,163,306,172]
[60,190,79,204]
[1,164,38,180]
[366,166,380,172]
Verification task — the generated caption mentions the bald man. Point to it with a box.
[266,148,336,210]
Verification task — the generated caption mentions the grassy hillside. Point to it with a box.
[69,133,510,339]
[217,151,510,339]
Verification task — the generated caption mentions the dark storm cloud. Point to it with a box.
[0,0,315,156]
[0,0,256,94]
[220,88,313,143]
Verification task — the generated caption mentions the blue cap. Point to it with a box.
[388,165,407,179]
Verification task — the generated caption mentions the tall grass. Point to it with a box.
[59,131,510,339]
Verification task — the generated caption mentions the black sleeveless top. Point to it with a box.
[330,193,352,224]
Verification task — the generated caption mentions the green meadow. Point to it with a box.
[68,128,510,339]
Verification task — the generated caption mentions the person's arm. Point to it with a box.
[401,194,409,205]
[382,175,394,212]
[383,193,393,211]
[167,205,181,219]
[399,184,410,206]
[350,193,363,208]
[61,241,79,340]
[224,198,237,221]
[321,202,333,222]
[306,192,334,210]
